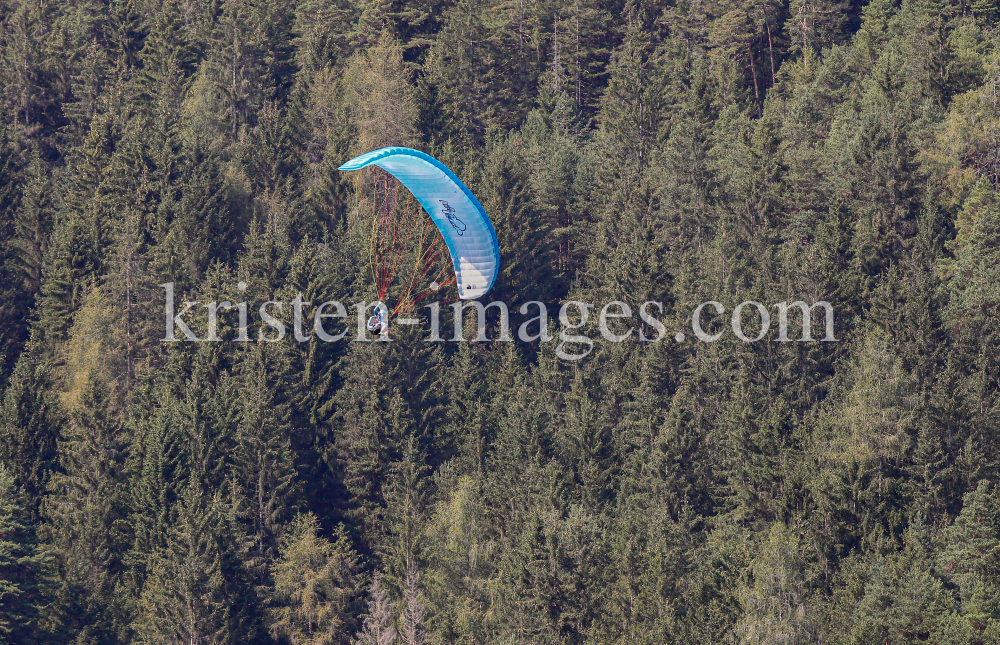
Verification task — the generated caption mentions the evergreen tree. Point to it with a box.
[937,481,1000,637]
[229,343,297,577]
[45,371,130,645]
[0,463,53,644]
[134,481,233,645]
[267,514,360,645]
[0,351,60,514]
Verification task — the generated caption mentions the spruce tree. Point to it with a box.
[0,351,60,514]
[0,463,53,644]
[45,371,130,645]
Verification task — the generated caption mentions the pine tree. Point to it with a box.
[477,131,554,304]
[422,471,493,642]
[517,93,587,286]
[268,514,361,645]
[596,23,667,170]
[229,343,297,576]
[548,0,619,117]
[938,178,1000,494]
[338,33,419,155]
[10,149,51,296]
[0,463,53,644]
[0,350,59,514]
[150,143,236,291]
[134,481,233,645]
[736,522,817,644]
[200,0,296,140]
[850,532,958,644]
[137,0,198,114]
[330,341,413,549]
[45,371,130,645]
[380,432,428,581]
[788,0,852,57]
[937,481,1000,635]
[35,110,118,352]
[0,125,24,377]
[0,0,63,140]
[106,0,145,72]
[440,343,491,476]
[422,0,535,146]
[292,0,355,76]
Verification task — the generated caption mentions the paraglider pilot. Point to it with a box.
[367,307,388,337]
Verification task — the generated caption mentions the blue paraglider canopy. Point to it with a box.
[339,147,500,300]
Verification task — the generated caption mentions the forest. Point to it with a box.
[1,0,1000,642]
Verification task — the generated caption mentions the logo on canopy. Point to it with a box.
[439,200,467,236]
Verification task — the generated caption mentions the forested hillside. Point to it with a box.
[1,0,999,643]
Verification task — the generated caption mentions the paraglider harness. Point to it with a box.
[366,307,388,337]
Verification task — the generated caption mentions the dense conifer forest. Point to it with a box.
[1,0,1000,642]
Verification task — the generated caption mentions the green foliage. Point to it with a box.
[267,514,360,645]
[0,0,998,642]
[0,463,54,644]
[0,352,60,513]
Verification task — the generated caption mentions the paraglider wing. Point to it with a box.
[339,147,500,299]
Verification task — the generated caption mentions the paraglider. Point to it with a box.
[339,147,500,320]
